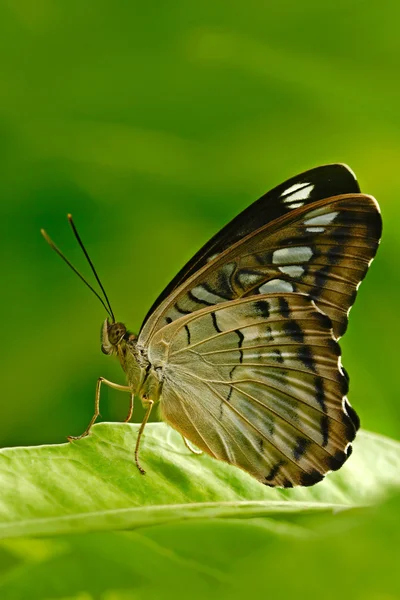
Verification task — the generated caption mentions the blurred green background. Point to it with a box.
[1,0,399,450]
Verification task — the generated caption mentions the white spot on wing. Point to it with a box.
[286,201,304,209]
[338,356,345,377]
[282,182,305,195]
[282,183,315,205]
[306,226,325,233]
[259,279,294,293]
[304,211,339,227]
[272,246,313,264]
[344,441,352,454]
[278,265,304,277]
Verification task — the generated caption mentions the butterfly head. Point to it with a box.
[101,319,144,394]
[101,319,135,355]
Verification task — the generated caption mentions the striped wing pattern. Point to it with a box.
[141,194,381,341]
[141,164,360,327]
[148,294,357,487]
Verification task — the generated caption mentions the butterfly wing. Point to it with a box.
[148,294,355,487]
[141,164,360,328]
[140,193,381,342]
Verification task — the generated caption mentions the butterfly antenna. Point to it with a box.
[41,216,116,322]
[67,215,116,322]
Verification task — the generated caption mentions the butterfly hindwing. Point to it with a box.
[148,294,356,487]
[141,193,381,341]
[141,164,361,328]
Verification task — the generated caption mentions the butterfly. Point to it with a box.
[42,163,382,487]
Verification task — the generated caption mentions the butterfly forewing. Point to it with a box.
[148,294,355,487]
[141,164,361,328]
[140,193,381,341]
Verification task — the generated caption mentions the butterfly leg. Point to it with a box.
[134,399,154,475]
[123,393,135,423]
[182,436,203,456]
[68,377,132,441]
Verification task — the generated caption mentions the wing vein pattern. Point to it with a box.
[148,294,358,487]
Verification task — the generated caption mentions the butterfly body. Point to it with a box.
[43,164,382,487]
[101,320,160,405]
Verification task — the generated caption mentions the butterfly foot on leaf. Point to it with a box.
[135,462,146,476]
[67,432,89,442]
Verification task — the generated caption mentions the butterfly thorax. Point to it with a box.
[101,318,163,403]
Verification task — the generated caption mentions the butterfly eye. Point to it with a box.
[108,322,127,345]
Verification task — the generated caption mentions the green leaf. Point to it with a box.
[1,499,400,600]
[0,423,399,540]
